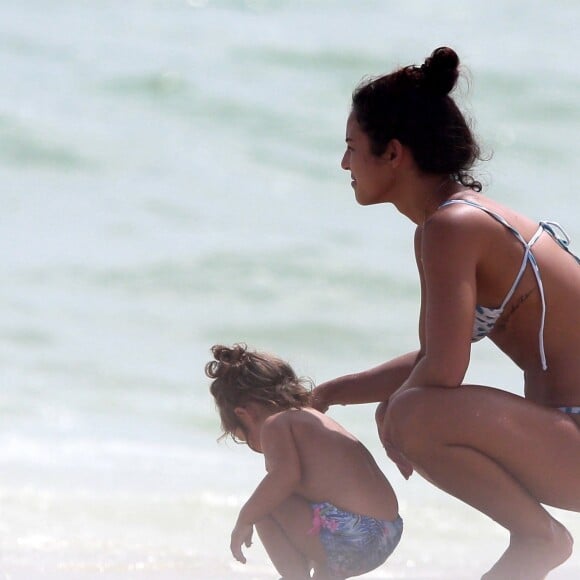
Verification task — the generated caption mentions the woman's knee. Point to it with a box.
[375,401,388,428]
[383,387,436,453]
[375,401,390,445]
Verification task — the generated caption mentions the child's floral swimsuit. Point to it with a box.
[309,501,403,579]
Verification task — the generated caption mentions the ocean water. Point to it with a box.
[0,0,578,578]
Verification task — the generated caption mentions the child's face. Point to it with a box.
[235,425,262,453]
[233,426,247,443]
[233,406,264,453]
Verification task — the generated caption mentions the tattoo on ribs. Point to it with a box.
[496,288,534,331]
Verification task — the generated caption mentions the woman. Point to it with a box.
[312,47,580,579]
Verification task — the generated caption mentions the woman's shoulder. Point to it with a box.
[422,197,488,247]
[423,194,531,247]
[428,194,499,224]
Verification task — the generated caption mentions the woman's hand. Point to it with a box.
[384,441,414,480]
[311,382,333,413]
[376,400,414,479]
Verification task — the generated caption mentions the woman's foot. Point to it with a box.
[481,520,573,579]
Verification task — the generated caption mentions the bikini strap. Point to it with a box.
[438,199,529,246]
[523,230,547,371]
[540,221,580,265]
[438,199,549,370]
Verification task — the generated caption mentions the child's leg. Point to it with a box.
[255,515,311,579]
[256,494,331,580]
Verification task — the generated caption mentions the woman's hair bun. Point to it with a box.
[205,343,248,379]
[421,46,460,96]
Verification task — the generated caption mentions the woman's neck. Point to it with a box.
[392,175,463,225]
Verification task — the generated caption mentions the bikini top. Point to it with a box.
[438,199,580,371]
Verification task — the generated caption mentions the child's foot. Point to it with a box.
[481,520,573,580]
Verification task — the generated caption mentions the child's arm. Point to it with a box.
[230,413,301,563]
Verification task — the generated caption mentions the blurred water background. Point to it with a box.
[0,0,578,578]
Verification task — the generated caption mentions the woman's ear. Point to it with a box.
[383,139,404,166]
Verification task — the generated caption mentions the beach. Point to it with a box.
[1,0,579,578]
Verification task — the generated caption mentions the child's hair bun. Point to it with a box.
[421,46,460,97]
[205,343,248,379]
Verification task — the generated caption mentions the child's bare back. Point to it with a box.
[266,407,398,522]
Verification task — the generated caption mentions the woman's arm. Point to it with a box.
[311,350,421,411]
[312,227,427,412]
[397,209,478,392]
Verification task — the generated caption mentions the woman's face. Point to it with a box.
[341,112,392,206]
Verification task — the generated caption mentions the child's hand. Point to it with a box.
[230,520,253,564]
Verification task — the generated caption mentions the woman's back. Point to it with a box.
[434,194,580,405]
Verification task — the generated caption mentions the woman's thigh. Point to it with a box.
[385,384,580,510]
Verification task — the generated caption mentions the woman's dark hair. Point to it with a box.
[352,46,482,191]
[206,343,312,442]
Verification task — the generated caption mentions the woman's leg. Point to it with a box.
[255,494,330,580]
[383,385,580,579]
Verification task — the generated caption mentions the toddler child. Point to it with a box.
[206,343,402,579]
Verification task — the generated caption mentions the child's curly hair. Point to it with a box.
[206,343,312,442]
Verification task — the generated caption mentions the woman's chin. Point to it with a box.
[355,193,379,206]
